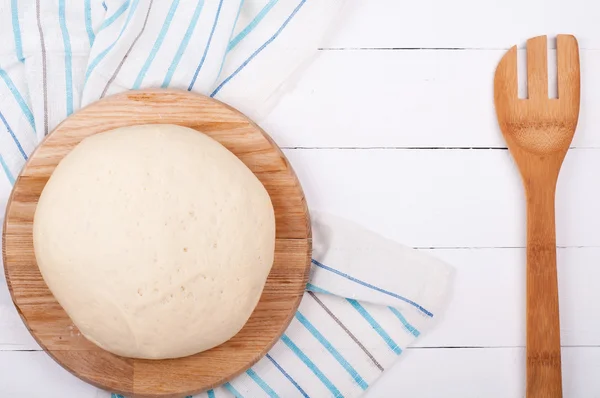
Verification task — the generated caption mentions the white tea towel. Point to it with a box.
[105,213,452,398]
[0,1,455,397]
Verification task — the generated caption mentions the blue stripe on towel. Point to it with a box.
[84,0,95,45]
[312,259,434,317]
[306,283,332,295]
[162,0,205,87]
[266,353,310,398]
[206,389,215,398]
[228,0,278,52]
[213,0,244,82]
[0,111,27,160]
[133,0,180,89]
[86,0,140,83]
[0,68,35,130]
[210,0,306,97]
[296,311,368,390]
[281,333,342,397]
[347,299,402,355]
[98,0,130,33]
[102,1,107,11]
[224,382,244,398]
[187,0,224,90]
[246,368,279,398]
[59,0,74,115]
[0,154,15,185]
[11,0,24,62]
[389,306,420,337]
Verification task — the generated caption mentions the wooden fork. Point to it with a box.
[494,35,580,398]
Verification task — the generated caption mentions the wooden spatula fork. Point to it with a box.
[494,35,581,398]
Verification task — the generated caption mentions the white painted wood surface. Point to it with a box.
[264,50,600,148]
[326,0,600,50]
[3,0,600,396]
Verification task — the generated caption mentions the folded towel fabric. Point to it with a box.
[0,1,454,397]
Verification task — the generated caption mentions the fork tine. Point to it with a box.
[557,34,580,102]
[494,45,518,102]
[526,36,548,99]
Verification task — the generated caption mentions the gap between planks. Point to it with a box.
[5,345,600,352]
[318,48,600,51]
[320,47,506,51]
[282,147,600,150]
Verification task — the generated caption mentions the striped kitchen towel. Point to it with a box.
[105,213,453,398]
[0,1,454,397]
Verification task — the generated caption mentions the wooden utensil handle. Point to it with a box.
[525,183,562,398]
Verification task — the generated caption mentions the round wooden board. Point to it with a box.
[2,89,311,398]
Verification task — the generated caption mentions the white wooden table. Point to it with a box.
[3,0,600,396]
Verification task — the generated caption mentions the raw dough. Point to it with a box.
[33,124,276,359]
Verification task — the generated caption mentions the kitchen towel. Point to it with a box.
[0,1,454,397]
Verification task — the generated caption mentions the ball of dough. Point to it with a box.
[33,124,276,359]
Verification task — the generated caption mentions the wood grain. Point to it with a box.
[2,89,312,398]
[494,35,581,398]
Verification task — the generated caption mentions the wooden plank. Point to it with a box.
[415,247,600,348]
[368,346,600,398]
[0,352,98,397]
[4,149,600,350]
[5,247,600,350]
[3,347,600,397]
[325,0,600,49]
[282,148,600,248]
[263,49,600,148]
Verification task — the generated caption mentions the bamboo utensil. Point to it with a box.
[494,35,580,398]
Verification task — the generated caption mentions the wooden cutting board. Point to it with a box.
[2,89,311,398]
